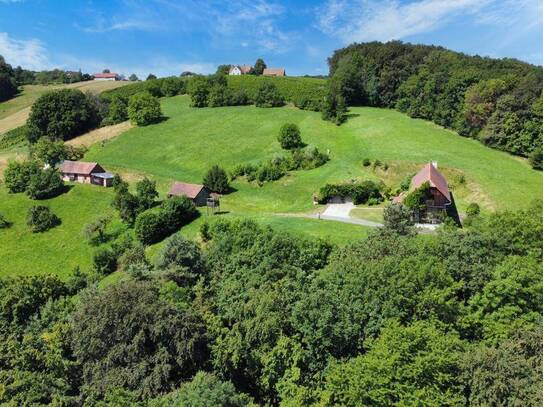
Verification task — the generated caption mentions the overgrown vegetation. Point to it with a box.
[2,202,543,405]
[327,41,543,157]
[26,205,60,232]
[317,180,384,204]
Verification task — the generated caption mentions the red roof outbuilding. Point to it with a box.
[411,163,451,202]
[168,182,206,199]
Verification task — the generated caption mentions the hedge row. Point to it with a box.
[100,77,187,102]
[317,180,384,205]
[227,76,328,111]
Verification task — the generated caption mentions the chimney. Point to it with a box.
[431,161,438,168]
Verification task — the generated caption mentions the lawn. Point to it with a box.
[86,95,543,214]
[2,93,543,279]
[0,184,119,279]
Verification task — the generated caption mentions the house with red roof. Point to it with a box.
[59,160,114,187]
[93,72,119,81]
[393,162,454,224]
[229,65,252,75]
[168,182,211,206]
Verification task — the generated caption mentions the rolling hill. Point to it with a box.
[1,93,542,278]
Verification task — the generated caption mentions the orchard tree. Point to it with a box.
[128,92,162,126]
[136,177,158,210]
[383,203,415,235]
[146,73,157,80]
[3,160,41,193]
[103,95,128,125]
[128,73,139,81]
[203,165,230,193]
[26,205,60,232]
[26,168,65,199]
[31,137,67,165]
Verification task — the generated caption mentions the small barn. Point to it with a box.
[263,68,286,77]
[59,160,114,187]
[393,162,454,224]
[168,182,211,206]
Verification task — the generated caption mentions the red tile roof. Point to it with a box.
[60,160,102,175]
[168,182,205,199]
[411,163,451,202]
[93,73,118,79]
[263,68,285,77]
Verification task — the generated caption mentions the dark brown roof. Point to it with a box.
[93,73,118,78]
[168,182,205,199]
[263,68,285,76]
[60,160,102,175]
[411,163,451,202]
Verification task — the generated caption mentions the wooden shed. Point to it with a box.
[59,160,114,187]
[168,182,211,206]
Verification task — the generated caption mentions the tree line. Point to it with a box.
[325,41,543,164]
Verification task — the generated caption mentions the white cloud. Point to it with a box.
[317,0,491,43]
[0,32,49,70]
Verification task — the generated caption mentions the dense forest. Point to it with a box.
[327,41,543,158]
[1,202,543,405]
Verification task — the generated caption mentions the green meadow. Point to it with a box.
[1,93,542,278]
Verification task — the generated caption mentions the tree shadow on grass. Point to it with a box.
[343,113,361,123]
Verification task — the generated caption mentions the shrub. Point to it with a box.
[136,177,159,210]
[362,158,371,167]
[317,180,384,204]
[321,89,347,125]
[82,215,110,245]
[208,84,229,107]
[118,245,149,272]
[102,95,128,125]
[92,246,118,274]
[160,196,198,230]
[160,77,184,97]
[112,189,141,226]
[0,213,11,229]
[290,146,329,170]
[135,212,164,245]
[404,182,431,210]
[383,203,415,235]
[203,165,230,193]
[3,160,41,193]
[255,82,285,108]
[466,202,481,217]
[400,173,415,191]
[529,147,543,170]
[135,197,197,245]
[128,92,162,126]
[156,234,205,282]
[189,77,210,107]
[27,89,99,142]
[26,168,64,200]
[278,123,303,149]
[26,205,60,232]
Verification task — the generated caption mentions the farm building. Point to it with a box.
[393,162,456,224]
[229,65,252,75]
[59,160,114,187]
[263,68,286,77]
[168,182,211,206]
[93,72,119,81]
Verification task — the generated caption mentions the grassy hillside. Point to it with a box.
[0,81,131,134]
[86,95,543,213]
[2,93,542,278]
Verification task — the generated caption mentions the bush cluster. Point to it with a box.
[135,196,198,245]
[3,160,64,199]
[26,205,60,232]
[231,147,329,184]
[127,92,162,126]
[317,180,384,204]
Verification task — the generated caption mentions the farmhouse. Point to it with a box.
[393,162,454,224]
[59,160,114,187]
[229,65,252,75]
[168,181,211,206]
[93,72,119,81]
[263,68,286,77]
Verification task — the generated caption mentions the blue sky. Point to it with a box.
[1,0,543,77]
